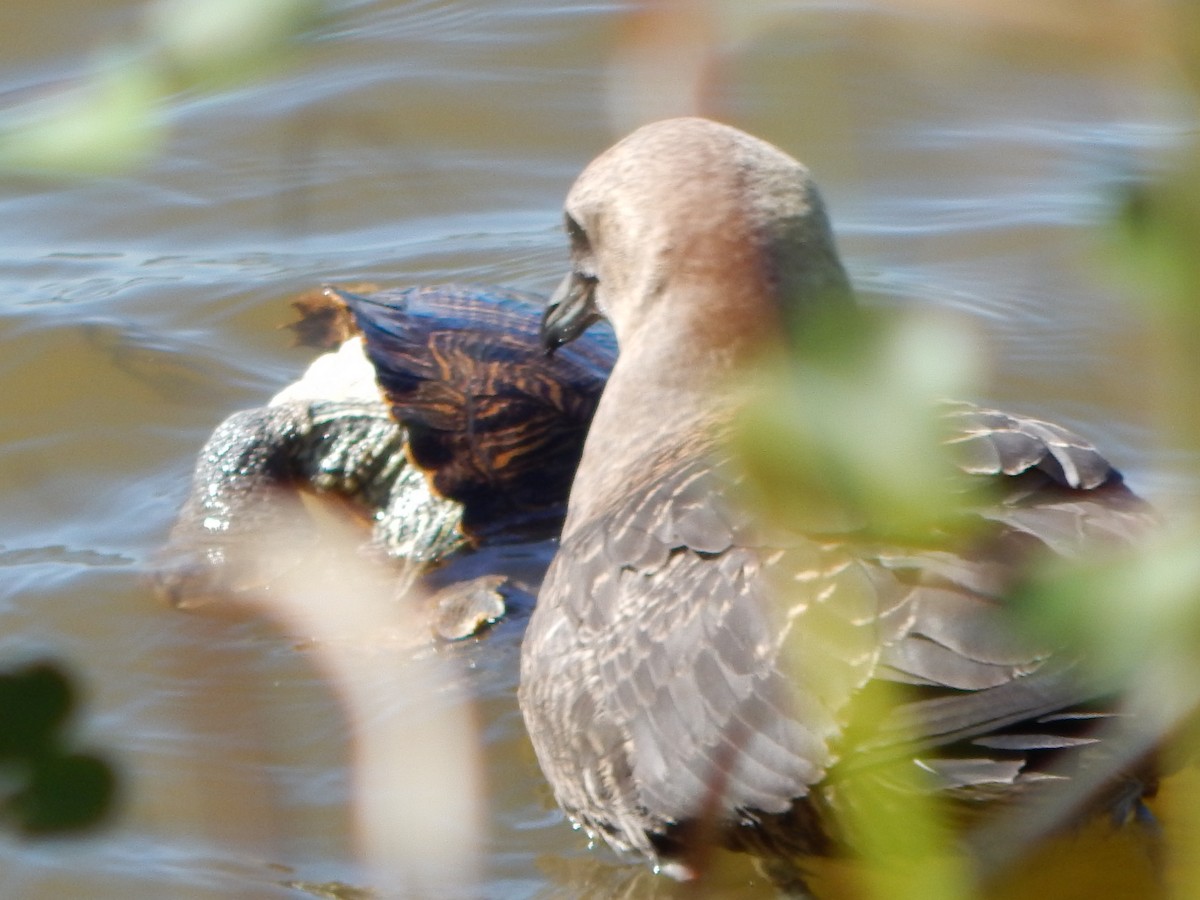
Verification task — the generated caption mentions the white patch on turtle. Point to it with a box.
[270,336,379,406]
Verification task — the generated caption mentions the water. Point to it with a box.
[0,1,1191,897]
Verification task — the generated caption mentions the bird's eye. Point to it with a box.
[565,214,589,252]
[564,213,598,281]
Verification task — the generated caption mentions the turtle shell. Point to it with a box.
[330,285,617,541]
[162,285,616,621]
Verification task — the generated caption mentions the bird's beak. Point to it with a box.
[541,271,600,355]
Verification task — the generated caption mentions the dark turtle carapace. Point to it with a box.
[335,285,617,541]
[156,285,615,637]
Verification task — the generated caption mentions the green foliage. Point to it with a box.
[1013,528,1200,708]
[734,306,983,541]
[0,662,118,836]
[733,301,985,899]
[147,0,326,89]
[0,57,164,175]
[732,22,1200,891]
[0,0,327,177]
[829,684,972,900]
[0,662,73,759]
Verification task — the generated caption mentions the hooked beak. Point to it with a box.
[541,271,600,355]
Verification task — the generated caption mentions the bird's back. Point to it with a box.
[521,398,1155,865]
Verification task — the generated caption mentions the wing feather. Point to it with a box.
[521,400,1156,859]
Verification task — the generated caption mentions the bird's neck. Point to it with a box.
[562,287,776,537]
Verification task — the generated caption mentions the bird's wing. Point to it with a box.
[524,406,1154,852]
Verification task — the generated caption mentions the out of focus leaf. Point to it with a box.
[0,661,119,837]
[0,0,328,178]
[735,308,983,540]
[0,58,165,176]
[1113,181,1200,322]
[828,682,971,900]
[9,753,117,836]
[0,664,73,759]
[1013,523,1200,717]
[146,0,327,88]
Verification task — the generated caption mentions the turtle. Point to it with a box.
[156,284,616,639]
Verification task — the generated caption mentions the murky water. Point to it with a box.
[0,1,1193,897]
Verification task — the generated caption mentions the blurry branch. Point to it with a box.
[247,517,485,898]
[0,0,327,176]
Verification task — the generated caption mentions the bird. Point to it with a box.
[517,117,1158,890]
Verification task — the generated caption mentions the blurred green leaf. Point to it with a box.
[146,0,327,89]
[829,683,971,900]
[8,752,118,836]
[734,304,984,896]
[1013,523,1200,713]
[0,58,165,176]
[0,0,328,178]
[0,664,73,759]
[734,309,983,540]
[1112,180,1200,323]
[0,661,119,837]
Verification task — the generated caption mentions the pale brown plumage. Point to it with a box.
[517,118,1155,878]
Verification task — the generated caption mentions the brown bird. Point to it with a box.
[518,117,1157,890]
